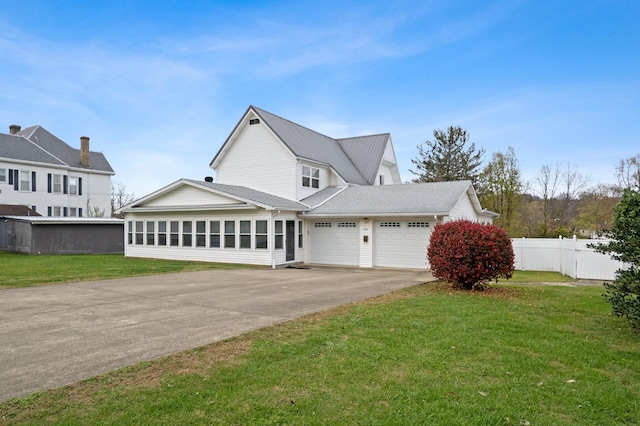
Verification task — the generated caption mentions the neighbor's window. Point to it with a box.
[196,220,206,247]
[127,221,133,245]
[182,221,193,247]
[20,170,30,191]
[0,168,6,182]
[209,220,221,248]
[53,174,62,193]
[170,221,179,246]
[255,220,268,249]
[69,207,77,217]
[158,221,167,246]
[53,206,61,217]
[275,220,283,249]
[135,221,144,245]
[302,166,319,189]
[239,220,251,249]
[146,221,155,245]
[68,176,78,195]
[224,220,236,248]
[298,220,303,248]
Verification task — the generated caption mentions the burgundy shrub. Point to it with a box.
[427,220,515,290]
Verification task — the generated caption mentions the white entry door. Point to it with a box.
[374,220,431,269]
[309,220,359,266]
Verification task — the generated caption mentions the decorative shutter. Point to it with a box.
[63,207,68,217]
[78,177,83,195]
[48,206,52,217]
[48,174,52,193]
[13,170,18,191]
[8,169,13,185]
[79,208,83,217]
[63,175,68,194]
[31,171,36,192]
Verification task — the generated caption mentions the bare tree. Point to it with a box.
[558,163,589,230]
[111,181,136,218]
[533,164,561,237]
[616,153,640,190]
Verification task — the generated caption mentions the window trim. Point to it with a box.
[255,220,268,250]
[209,220,221,248]
[302,165,320,189]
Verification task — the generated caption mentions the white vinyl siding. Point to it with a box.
[448,191,479,222]
[145,185,242,207]
[297,163,331,200]
[309,220,359,266]
[214,113,298,200]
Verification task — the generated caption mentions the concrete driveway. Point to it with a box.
[0,266,431,402]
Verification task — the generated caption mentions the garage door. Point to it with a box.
[374,220,431,269]
[309,220,359,266]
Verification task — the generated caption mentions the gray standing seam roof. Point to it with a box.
[304,181,474,216]
[0,126,114,173]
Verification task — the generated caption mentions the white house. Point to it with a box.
[0,124,114,217]
[120,106,496,269]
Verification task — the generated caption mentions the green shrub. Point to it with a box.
[591,189,640,328]
[427,220,515,290]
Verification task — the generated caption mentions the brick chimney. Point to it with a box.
[80,136,90,167]
[9,124,21,135]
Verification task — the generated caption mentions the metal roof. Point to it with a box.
[2,216,124,225]
[336,134,389,184]
[303,181,475,216]
[0,126,114,173]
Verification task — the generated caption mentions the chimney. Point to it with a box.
[80,136,90,167]
[9,124,21,135]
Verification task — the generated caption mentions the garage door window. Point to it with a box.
[338,222,356,228]
[408,222,429,228]
[314,222,332,227]
[379,222,400,227]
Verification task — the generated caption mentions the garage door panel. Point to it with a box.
[310,221,359,266]
[374,221,430,269]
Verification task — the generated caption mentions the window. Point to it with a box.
[224,220,236,248]
[69,207,77,217]
[338,222,356,228]
[196,221,206,247]
[380,222,400,227]
[408,222,429,228]
[68,176,77,195]
[298,221,303,248]
[302,166,319,189]
[0,168,5,182]
[275,220,283,249]
[379,175,385,185]
[128,221,133,245]
[182,221,193,247]
[20,170,30,191]
[158,221,167,246]
[170,221,179,246]
[255,220,268,249]
[135,221,144,245]
[53,206,61,217]
[239,220,251,249]
[146,221,155,245]
[210,220,221,248]
[53,174,62,193]
[314,222,332,228]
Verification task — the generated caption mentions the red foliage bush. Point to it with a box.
[427,220,515,290]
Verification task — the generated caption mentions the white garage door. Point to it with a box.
[309,220,359,266]
[374,220,431,269]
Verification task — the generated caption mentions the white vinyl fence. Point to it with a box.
[511,237,626,281]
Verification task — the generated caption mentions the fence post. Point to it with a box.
[560,235,564,276]
[521,236,526,271]
[573,234,578,279]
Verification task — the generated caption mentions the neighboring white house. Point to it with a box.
[0,124,114,217]
[120,106,496,269]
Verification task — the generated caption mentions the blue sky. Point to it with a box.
[1,0,638,197]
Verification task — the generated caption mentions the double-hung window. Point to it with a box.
[195,221,206,247]
[0,168,6,183]
[298,221,303,248]
[170,221,179,246]
[146,221,155,245]
[275,220,283,249]
[158,221,167,246]
[182,221,193,247]
[224,220,236,248]
[68,176,78,195]
[53,174,62,193]
[255,220,268,249]
[209,221,221,248]
[302,166,319,189]
[20,171,30,191]
[239,220,251,249]
[135,221,144,245]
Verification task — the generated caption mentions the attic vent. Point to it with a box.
[249,119,260,125]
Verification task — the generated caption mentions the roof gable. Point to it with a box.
[211,106,393,186]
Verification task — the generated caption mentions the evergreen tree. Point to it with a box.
[410,126,484,186]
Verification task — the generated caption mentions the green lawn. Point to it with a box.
[0,252,258,288]
[1,281,638,425]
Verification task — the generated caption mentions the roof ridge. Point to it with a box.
[24,127,70,166]
[251,106,336,143]
[336,132,390,141]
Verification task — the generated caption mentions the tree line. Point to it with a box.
[410,126,640,238]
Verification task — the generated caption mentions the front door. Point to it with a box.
[286,220,295,261]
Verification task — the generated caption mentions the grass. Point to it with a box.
[1,281,638,425]
[503,270,578,283]
[0,252,258,288]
